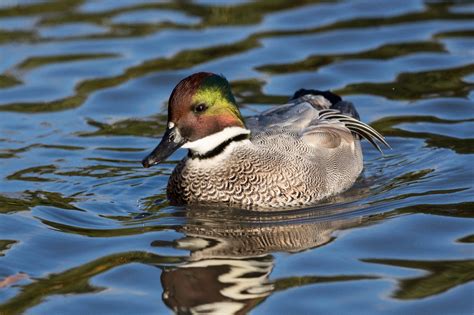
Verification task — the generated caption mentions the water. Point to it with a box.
[0,0,473,314]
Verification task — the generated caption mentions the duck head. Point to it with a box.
[142,72,248,168]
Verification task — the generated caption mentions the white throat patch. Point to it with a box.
[182,126,250,155]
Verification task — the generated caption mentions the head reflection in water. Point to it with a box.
[157,206,366,314]
[162,256,273,314]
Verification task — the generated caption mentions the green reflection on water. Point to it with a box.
[7,165,57,182]
[372,115,474,154]
[0,37,261,113]
[0,144,83,159]
[0,29,36,44]
[0,251,182,315]
[339,64,474,100]
[457,234,474,243]
[0,0,473,313]
[258,42,445,74]
[397,202,474,218]
[17,53,120,71]
[363,258,474,300]
[274,274,378,292]
[39,218,174,237]
[1,0,473,113]
[0,240,16,256]
[0,74,21,88]
[0,190,79,213]
[80,115,167,138]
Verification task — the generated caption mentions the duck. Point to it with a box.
[142,72,389,210]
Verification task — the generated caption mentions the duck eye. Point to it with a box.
[194,103,207,113]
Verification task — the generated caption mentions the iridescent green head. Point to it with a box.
[167,72,245,140]
[142,72,247,167]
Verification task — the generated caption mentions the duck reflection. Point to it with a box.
[162,254,273,314]
[158,206,367,314]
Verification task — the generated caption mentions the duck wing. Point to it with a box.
[246,92,333,131]
[290,88,363,120]
[303,109,390,153]
[247,90,389,153]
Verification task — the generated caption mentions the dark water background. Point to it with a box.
[0,0,473,314]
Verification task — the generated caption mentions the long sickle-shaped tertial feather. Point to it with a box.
[319,109,390,153]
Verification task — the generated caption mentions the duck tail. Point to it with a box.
[290,89,360,120]
[318,109,390,153]
[290,89,342,104]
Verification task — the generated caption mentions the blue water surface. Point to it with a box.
[0,0,473,314]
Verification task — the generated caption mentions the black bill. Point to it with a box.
[142,127,185,168]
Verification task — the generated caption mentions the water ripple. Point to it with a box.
[0,1,473,314]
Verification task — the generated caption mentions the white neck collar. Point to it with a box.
[182,126,250,155]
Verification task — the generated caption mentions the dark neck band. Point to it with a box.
[189,133,250,160]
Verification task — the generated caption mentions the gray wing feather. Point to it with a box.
[247,94,389,153]
[301,122,353,149]
[246,95,331,131]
